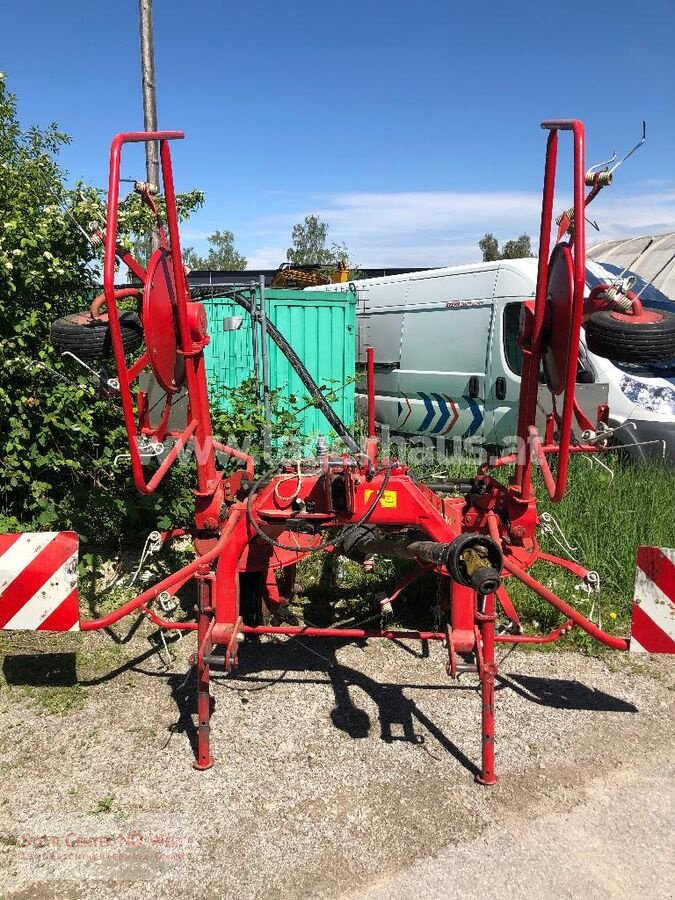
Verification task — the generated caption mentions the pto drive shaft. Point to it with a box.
[342,529,503,594]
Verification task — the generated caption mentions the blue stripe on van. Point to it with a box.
[462,395,483,438]
[431,393,450,434]
[418,392,436,431]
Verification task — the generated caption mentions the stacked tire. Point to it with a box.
[585,309,675,363]
[50,311,143,361]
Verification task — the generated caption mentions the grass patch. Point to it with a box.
[89,794,128,820]
[509,456,675,646]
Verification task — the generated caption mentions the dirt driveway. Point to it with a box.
[0,628,673,899]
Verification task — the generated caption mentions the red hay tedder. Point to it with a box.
[2,120,674,784]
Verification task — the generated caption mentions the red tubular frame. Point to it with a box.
[213,440,254,479]
[80,513,240,630]
[486,514,628,651]
[68,124,640,789]
[514,120,587,503]
[102,131,220,502]
[366,346,376,438]
[365,345,378,464]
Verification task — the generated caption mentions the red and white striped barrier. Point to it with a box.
[630,546,675,654]
[0,532,79,631]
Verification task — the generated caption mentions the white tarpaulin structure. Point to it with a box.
[588,232,675,299]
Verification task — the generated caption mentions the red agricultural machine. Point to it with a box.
[2,121,675,784]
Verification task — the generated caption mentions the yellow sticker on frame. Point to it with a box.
[364,489,398,509]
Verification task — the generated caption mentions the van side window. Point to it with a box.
[503,302,524,376]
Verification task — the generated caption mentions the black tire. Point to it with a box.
[586,309,675,363]
[51,311,143,361]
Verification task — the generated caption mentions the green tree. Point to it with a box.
[479,232,534,261]
[0,75,202,541]
[287,214,334,265]
[478,233,501,262]
[286,214,357,276]
[182,246,203,271]
[182,230,247,270]
[501,234,533,259]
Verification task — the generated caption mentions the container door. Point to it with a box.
[202,297,254,408]
[268,290,356,440]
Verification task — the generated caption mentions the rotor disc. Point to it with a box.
[543,243,575,396]
[143,248,185,394]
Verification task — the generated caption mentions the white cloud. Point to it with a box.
[245,246,288,269]
[242,185,675,268]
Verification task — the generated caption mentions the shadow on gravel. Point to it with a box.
[497,673,638,712]
[212,639,482,777]
[165,666,215,758]
[3,652,77,686]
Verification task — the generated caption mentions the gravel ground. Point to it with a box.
[0,626,673,899]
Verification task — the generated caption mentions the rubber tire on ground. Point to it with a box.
[50,311,143,361]
[585,309,675,363]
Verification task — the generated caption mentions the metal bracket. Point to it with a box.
[61,351,120,392]
[114,437,164,467]
[575,570,601,595]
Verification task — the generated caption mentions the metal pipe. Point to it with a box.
[554,119,587,503]
[259,274,272,457]
[250,287,260,388]
[139,613,577,645]
[160,137,219,497]
[243,625,446,640]
[142,605,198,630]
[103,132,183,496]
[366,346,375,438]
[423,481,474,493]
[514,127,558,498]
[502,558,628,649]
[138,0,159,253]
[348,537,452,566]
[212,439,255,478]
[476,589,497,784]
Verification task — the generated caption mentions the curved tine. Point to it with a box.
[586,149,617,177]
[608,120,646,174]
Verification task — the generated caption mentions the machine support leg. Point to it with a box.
[476,591,498,786]
[193,569,214,771]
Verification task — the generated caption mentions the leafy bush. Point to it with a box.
[210,377,305,465]
[0,76,201,545]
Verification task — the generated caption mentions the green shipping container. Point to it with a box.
[202,288,356,441]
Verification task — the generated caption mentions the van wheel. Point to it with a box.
[51,311,143,361]
[586,309,675,363]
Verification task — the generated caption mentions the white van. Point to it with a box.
[313,260,675,461]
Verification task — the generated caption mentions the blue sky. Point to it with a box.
[3,0,674,267]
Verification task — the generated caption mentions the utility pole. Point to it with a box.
[139,0,160,250]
